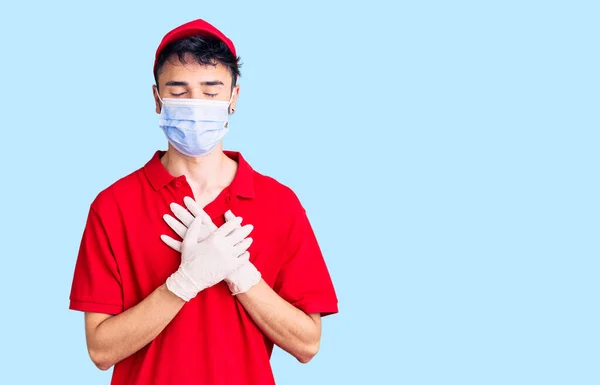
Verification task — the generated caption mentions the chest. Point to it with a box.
[113,189,286,307]
[189,184,224,209]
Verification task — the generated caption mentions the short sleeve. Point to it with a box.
[69,205,123,315]
[274,203,338,317]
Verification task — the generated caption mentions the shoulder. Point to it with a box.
[89,165,147,218]
[252,170,305,215]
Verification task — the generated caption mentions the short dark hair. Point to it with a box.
[154,35,241,90]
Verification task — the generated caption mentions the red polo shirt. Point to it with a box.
[69,150,338,385]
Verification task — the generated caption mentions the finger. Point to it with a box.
[234,255,247,270]
[170,202,195,227]
[224,210,235,222]
[226,224,254,246]
[184,216,206,245]
[196,224,212,242]
[161,234,182,252]
[237,251,250,261]
[183,196,216,230]
[163,214,187,239]
[214,216,243,237]
[231,237,253,256]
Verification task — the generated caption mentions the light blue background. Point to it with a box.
[0,1,598,384]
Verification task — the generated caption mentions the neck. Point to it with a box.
[161,143,235,193]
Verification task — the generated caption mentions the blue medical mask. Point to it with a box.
[157,91,235,157]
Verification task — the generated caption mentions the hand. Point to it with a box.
[223,210,262,295]
[162,197,254,301]
[162,197,261,295]
[161,197,218,249]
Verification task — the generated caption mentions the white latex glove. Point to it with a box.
[162,198,254,301]
[223,210,262,295]
[162,196,261,295]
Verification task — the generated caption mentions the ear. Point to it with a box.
[229,85,240,114]
[152,85,161,114]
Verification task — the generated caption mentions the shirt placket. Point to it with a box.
[172,177,235,227]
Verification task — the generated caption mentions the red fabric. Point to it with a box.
[68,150,338,385]
[154,19,237,74]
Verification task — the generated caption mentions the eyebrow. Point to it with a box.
[165,80,224,87]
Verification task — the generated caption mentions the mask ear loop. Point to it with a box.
[224,89,237,128]
[156,88,165,112]
[228,89,236,114]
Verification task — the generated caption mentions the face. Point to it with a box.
[153,53,239,114]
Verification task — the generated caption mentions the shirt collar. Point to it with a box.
[224,150,255,199]
[143,150,255,199]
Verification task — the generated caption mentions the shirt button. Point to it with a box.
[175,181,182,188]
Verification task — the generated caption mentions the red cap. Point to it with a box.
[153,19,237,74]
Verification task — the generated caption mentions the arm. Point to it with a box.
[70,206,185,371]
[162,200,321,362]
[84,209,251,371]
[235,279,322,363]
[85,283,185,370]
[73,199,251,371]
[160,198,336,363]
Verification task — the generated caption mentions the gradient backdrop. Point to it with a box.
[0,1,598,384]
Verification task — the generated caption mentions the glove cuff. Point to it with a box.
[226,262,261,295]
[166,268,200,302]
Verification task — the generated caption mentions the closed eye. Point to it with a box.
[204,93,218,98]
[171,92,187,97]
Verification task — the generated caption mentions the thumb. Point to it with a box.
[237,251,250,261]
[184,196,216,230]
[224,210,235,222]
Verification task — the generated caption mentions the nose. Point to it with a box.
[189,88,204,99]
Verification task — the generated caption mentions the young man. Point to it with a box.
[68,19,338,385]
